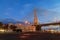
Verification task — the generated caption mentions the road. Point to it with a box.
[0,32,60,40]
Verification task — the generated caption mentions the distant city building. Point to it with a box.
[15,23,36,32]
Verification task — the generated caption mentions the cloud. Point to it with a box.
[23,4,33,10]
[8,8,12,10]
[5,13,9,15]
[49,3,60,12]
[4,13,11,18]
[19,10,25,15]
[4,8,13,17]
[4,8,13,16]
[24,4,32,7]
[19,4,33,15]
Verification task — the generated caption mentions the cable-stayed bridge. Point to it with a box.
[20,8,60,31]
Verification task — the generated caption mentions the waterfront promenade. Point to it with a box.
[0,31,60,40]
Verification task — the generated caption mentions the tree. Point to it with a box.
[0,22,3,26]
[10,25,17,30]
[0,22,3,28]
[3,24,9,29]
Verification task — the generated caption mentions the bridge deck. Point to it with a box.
[39,22,60,26]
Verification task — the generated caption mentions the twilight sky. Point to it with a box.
[0,0,60,23]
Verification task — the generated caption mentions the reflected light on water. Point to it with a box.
[20,34,31,38]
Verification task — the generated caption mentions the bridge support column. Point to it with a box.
[35,25,41,31]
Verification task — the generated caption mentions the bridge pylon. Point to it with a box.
[33,8,41,31]
[34,8,38,25]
